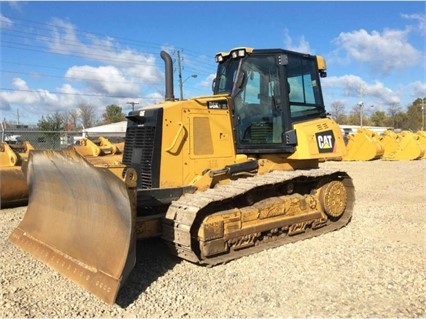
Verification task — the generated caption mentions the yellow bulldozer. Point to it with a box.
[9,47,355,304]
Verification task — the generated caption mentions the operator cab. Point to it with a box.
[213,47,327,154]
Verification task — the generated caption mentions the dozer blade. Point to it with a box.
[8,149,136,304]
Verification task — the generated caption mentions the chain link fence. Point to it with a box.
[2,127,126,150]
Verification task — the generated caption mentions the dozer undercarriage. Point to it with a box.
[163,168,354,265]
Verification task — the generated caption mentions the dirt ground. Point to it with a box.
[1,159,425,318]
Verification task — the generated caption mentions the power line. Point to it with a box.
[2,15,165,52]
[1,14,217,104]
[2,15,216,73]
[1,41,213,82]
[1,16,216,79]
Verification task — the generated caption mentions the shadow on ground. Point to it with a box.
[115,237,181,307]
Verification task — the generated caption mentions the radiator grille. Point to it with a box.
[123,125,156,189]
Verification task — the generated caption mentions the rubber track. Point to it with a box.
[162,167,355,266]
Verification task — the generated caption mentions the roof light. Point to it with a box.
[231,48,246,59]
[215,48,253,63]
[215,54,224,63]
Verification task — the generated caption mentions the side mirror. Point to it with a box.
[236,71,247,89]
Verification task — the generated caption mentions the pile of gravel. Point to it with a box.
[1,160,425,318]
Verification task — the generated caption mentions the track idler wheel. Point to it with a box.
[319,181,347,218]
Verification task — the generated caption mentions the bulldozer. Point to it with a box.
[9,47,355,304]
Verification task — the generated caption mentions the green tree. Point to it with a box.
[103,104,125,123]
[370,111,387,127]
[405,98,424,131]
[37,111,66,148]
[37,111,66,131]
[393,111,409,130]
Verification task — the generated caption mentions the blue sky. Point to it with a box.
[1,1,425,125]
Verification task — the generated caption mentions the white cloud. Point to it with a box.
[0,17,169,122]
[409,81,426,99]
[283,29,312,54]
[0,96,11,111]
[323,75,400,106]
[200,73,216,90]
[0,78,81,114]
[12,78,29,90]
[6,1,25,11]
[402,13,426,35]
[65,65,139,97]
[40,18,163,84]
[334,28,421,75]
[34,18,164,109]
[0,14,13,28]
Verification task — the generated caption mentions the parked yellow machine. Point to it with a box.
[9,48,355,304]
[343,128,384,161]
[382,130,425,160]
[416,131,426,159]
[72,136,125,178]
[0,141,33,208]
[0,137,125,209]
[73,136,124,157]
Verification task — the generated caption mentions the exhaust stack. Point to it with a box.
[160,51,175,101]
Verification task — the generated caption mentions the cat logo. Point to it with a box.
[315,130,335,153]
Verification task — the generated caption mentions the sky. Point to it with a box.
[0,1,425,126]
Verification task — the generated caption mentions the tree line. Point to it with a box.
[329,97,425,131]
[36,97,425,132]
[37,104,126,131]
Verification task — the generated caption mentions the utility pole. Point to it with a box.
[422,98,425,131]
[177,50,184,100]
[358,86,364,127]
[127,101,139,111]
[176,50,197,100]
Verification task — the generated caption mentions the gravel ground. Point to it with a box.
[1,160,425,318]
